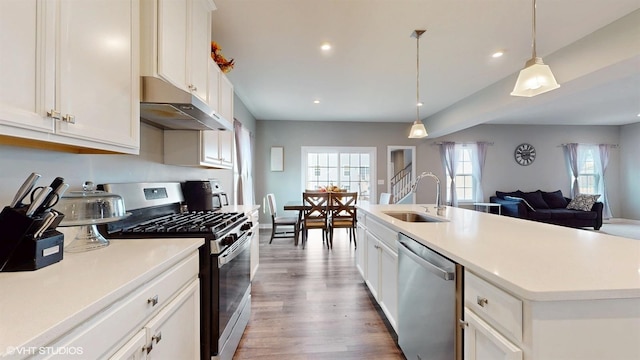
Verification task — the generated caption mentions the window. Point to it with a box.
[445,145,475,203]
[577,146,598,194]
[302,147,375,202]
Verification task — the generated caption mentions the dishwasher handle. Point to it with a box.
[398,240,455,281]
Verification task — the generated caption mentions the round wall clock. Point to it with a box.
[514,143,536,166]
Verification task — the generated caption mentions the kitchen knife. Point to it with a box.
[26,186,52,217]
[46,183,69,208]
[10,172,41,208]
[35,177,64,215]
[34,211,57,239]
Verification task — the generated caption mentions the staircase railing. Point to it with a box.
[390,163,412,204]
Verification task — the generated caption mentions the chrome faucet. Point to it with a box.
[411,172,445,211]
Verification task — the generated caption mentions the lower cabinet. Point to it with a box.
[358,213,398,332]
[249,210,260,281]
[463,309,522,360]
[38,252,200,359]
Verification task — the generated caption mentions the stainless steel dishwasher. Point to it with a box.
[397,233,463,360]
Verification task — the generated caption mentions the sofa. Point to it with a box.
[490,190,603,230]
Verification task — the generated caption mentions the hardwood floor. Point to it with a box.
[233,229,405,359]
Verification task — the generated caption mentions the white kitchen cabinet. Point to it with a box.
[0,0,140,154]
[249,209,260,280]
[354,212,366,278]
[359,215,398,332]
[109,330,146,360]
[463,309,523,360]
[141,0,215,105]
[218,71,234,123]
[38,252,200,360]
[141,279,200,359]
[164,129,233,168]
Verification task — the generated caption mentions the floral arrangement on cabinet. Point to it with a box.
[211,41,235,73]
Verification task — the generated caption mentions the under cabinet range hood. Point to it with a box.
[139,76,232,131]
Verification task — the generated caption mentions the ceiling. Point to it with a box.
[211,0,640,135]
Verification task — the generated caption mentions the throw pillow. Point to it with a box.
[521,190,549,209]
[566,194,600,211]
[504,195,536,211]
[496,190,523,200]
[542,190,569,209]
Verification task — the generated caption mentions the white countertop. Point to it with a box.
[0,238,203,356]
[357,204,640,302]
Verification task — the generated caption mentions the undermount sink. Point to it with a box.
[383,211,448,223]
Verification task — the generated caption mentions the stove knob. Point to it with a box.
[222,233,237,246]
[240,222,252,231]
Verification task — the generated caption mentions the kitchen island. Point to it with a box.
[356,204,640,360]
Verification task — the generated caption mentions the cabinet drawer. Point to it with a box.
[465,271,522,343]
[356,211,366,224]
[365,217,397,250]
[41,252,199,359]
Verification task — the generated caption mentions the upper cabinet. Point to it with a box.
[140,0,215,105]
[0,0,140,154]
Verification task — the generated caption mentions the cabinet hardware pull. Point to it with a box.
[477,296,489,307]
[148,295,159,306]
[188,84,197,91]
[47,110,61,120]
[145,344,153,354]
[458,319,468,328]
[62,114,75,124]
[152,332,162,344]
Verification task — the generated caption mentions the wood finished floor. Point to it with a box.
[233,229,405,360]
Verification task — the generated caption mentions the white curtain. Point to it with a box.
[597,144,613,219]
[563,143,580,197]
[439,142,458,206]
[471,142,489,202]
[234,120,254,206]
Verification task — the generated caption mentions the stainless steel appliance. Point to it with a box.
[182,179,229,211]
[97,182,254,360]
[397,233,463,360]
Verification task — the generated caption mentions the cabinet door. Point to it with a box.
[250,221,260,281]
[464,309,523,360]
[201,130,222,165]
[218,129,234,167]
[365,231,380,299]
[157,0,188,90]
[355,223,366,278]
[0,0,55,132]
[378,240,398,331]
[109,329,146,360]
[207,58,221,112]
[145,279,200,359]
[56,0,139,149]
[219,72,234,123]
[188,0,211,103]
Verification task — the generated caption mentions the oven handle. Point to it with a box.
[218,232,250,267]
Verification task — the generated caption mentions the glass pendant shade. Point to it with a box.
[511,57,560,97]
[409,120,428,138]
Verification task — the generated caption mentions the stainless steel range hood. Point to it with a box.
[140,76,232,131]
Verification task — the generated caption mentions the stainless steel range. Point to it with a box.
[97,182,254,360]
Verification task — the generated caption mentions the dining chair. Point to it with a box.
[266,193,300,245]
[379,192,392,204]
[301,191,330,249]
[328,192,358,249]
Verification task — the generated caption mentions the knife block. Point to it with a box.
[0,206,65,272]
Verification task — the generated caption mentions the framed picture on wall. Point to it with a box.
[271,146,284,171]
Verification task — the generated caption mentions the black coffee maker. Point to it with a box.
[181,179,229,211]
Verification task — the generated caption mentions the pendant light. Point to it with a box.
[408,30,428,138]
[511,0,560,97]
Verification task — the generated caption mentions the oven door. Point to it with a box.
[212,232,251,356]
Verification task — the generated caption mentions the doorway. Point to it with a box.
[387,146,416,204]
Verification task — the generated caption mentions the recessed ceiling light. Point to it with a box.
[320,43,331,51]
[637,112,640,117]
[313,100,320,104]
[417,102,423,107]
[492,51,504,58]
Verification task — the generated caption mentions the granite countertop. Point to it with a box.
[0,238,203,357]
[357,204,640,302]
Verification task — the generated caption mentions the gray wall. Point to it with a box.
[620,122,640,219]
[256,121,639,224]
